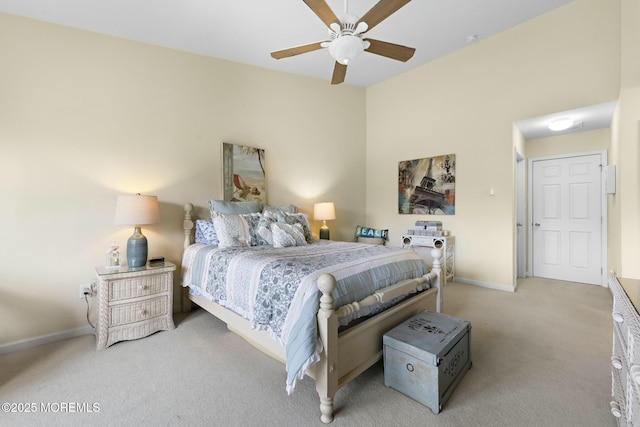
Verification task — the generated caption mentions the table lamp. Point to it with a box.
[314,202,336,240]
[114,194,159,268]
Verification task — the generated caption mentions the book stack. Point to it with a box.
[406,221,449,237]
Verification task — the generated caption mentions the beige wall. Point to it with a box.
[0,13,366,345]
[609,105,622,278]
[612,0,640,279]
[365,0,620,290]
[611,90,640,279]
[525,129,610,159]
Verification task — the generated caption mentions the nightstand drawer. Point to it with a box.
[109,275,169,301]
[109,296,168,327]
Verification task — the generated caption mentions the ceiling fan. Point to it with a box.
[270,0,415,85]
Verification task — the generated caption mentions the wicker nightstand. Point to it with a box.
[95,262,176,350]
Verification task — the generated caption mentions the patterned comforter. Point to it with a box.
[181,240,429,393]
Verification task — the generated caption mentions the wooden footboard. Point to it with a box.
[181,203,442,423]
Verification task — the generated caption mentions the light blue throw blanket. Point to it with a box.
[182,240,429,393]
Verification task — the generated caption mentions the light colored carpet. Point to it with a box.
[0,278,616,427]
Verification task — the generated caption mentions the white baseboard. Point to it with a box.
[453,277,516,293]
[0,326,94,355]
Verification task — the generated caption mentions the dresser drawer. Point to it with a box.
[609,277,640,426]
[613,307,640,369]
[626,372,640,427]
[109,296,168,327]
[109,274,169,301]
[611,364,626,424]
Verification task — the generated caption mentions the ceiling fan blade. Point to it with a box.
[364,39,415,62]
[303,0,339,28]
[357,0,412,32]
[331,62,347,85]
[271,42,325,59]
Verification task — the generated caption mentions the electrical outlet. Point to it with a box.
[79,284,94,299]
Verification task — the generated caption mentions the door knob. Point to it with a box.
[534,223,540,227]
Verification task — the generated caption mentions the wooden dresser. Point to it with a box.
[609,276,640,426]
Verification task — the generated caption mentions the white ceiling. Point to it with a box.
[0,0,575,87]
[1,0,617,137]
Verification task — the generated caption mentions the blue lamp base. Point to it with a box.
[320,226,330,240]
[126,226,148,268]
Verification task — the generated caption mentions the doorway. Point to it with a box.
[528,151,606,286]
[515,150,526,279]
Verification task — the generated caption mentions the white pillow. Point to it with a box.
[213,215,252,248]
[272,223,307,248]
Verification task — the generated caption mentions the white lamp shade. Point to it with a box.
[114,194,160,225]
[314,202,336,221]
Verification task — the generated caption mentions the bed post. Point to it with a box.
[316,273,338,424]
[183,203,194,250]
[431,248,443,312]
[182,203,195,313]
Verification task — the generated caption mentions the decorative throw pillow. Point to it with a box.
[242,213,263,246]
[355,225,388,241]
[195,219,219,245]
[255,214,276,246]
[213,214,256,248]
[277,212,312,242]
[272,223,307,248]
[209,200,263,217]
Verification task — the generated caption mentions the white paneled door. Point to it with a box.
[532,154,602,285]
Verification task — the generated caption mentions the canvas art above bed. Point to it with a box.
[222,142,266,204]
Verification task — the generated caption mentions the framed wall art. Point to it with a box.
[222,142,266,203]
[398,154,455,215]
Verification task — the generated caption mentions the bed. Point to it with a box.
[180,202,442,423]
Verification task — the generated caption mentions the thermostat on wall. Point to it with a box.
[605,165,616,194]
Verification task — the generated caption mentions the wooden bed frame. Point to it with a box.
[181,203,443,423]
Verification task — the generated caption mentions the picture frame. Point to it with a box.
[222,142,266,203]
[398,154,455,215]
[105,243,121,269]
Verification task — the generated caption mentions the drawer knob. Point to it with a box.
[140,309,148,316]
[613,312,624,323]
[406,363,414,372]
[610,401,622,418]
[631,365,640,385]
[611,356,623,370]
[140,285,149,291]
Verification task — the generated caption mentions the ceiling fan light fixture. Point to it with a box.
[329,35,364,65]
